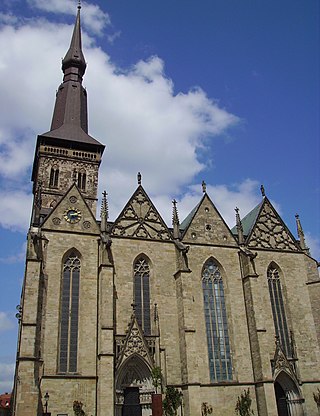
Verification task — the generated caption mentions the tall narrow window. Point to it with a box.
[59,251,80,373]
[267,265,291,357]
[134,257,151,335]
[49,167,59,188]
[202,259,232,382]
[77,171,86,191]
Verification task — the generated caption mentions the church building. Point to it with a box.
[12,6,320,416]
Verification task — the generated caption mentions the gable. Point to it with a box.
[182,194,238,246]
[247,198,299,251]
[111,185,171,240]
[41,183,100,234]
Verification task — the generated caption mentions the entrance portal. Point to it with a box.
[115,355,154,416]
[122,387,141,416]
[274,371,305,416]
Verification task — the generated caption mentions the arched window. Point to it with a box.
[59,251,80,373]
[133,256,151,335]
[202,259,232,382]
[49,166,59,188]
[77,171,86,191]
[267,265,291,356]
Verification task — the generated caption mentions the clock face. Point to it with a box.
[64,208,81,223]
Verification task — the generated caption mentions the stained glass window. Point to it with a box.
[267,266,291,357]
[134,257,151,335]
[202,259,232,382]
[59,251,80,373]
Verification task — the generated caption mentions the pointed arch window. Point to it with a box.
[134,257,151,335]
[267,266,291,357]
[202,259,232,382]
[49,166,59,188]
[77,171,86,191]
[59,251,80,373]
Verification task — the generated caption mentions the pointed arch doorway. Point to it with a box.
[115,355,154,416]
[274,372,305,416]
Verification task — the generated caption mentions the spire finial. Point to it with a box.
[172,199,180,239]
[137,172,142,185]
[78,0,81,10]
[295,214,309,252]
[202,180,207,193]
[235,207,244,245]
[100,191,109,232]
[260,184,265,197]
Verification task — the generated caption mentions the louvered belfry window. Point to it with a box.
[59,251,80,373]
[267,266,291,357]
[134,257,151,335]
[49,167,59,188]
[202,259,232,382]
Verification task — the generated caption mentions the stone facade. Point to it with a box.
[12,7,320,416]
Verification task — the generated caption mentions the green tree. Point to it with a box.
[151,366,163,394]
[163,386,183,416]
[235,389,254,416]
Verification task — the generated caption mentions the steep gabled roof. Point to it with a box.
[246,197,299,251]
[181,193,238,246]
[111,185,171,240]
[231,201,263,237]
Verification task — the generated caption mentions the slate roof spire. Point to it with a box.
[61,3,86,83]
[37,4,104,151]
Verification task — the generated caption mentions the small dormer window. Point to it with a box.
[49,167,59,188]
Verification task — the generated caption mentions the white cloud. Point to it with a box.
[0,190,32,232]
[0,362,15,392]
[0,242,27,264]
[27,0,111,35]
[0,312,14,332]
[305,232,320,260]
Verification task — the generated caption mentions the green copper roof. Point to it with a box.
[231,200,263,236]
[180,202,201,231]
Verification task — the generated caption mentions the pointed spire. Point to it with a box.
[172,199,180,239]
[100,191,109,232]
[235,207,244,245]
[202,180,207,193]
[295,214,309,252]
[62,5,86,82]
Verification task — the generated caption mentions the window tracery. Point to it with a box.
[202,259,232,382]
[267,265,291,356]
[133,257,151,335]
[59,251,80,373]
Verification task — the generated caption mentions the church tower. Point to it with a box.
[13,6,106,416]
[31,4,104,225]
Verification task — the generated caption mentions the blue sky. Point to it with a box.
[0,0,319,392]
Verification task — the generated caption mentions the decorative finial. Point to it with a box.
[78,0,81,10]
[295,214,309,253]
[235,207,244,245]
[131,303,136,313]
[172,199,180,239]
[202,180,207,193]
[137,172,142,185]
[260,184,265,197]
[100,191,109,232]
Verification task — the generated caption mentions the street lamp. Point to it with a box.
[44,392,49,415]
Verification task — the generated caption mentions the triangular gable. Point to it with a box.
[182,193,238,246]
[116,314,154,370]
[111,185,171,240]
[272,341,297,382]
[41,183,100,234]
[247,198,299,251]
